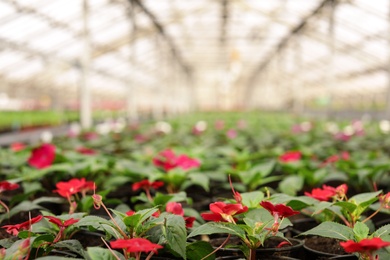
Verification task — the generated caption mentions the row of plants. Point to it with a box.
[0,112,389,259]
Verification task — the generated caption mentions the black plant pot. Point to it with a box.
[210,236,304,259]
[304,236,356,260]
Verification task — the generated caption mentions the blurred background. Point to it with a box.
[0,0,389,132]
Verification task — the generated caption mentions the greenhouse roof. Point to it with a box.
[0,0,389,112]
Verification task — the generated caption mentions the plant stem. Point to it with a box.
[201,234,231,260]
[248,248,256,260]
[362,205,383,224]
[101,202,128,239]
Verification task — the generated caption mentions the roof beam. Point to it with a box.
[246,0,333,87]
[130,0,192,74]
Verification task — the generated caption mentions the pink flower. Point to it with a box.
[76,147,97,155]
[166,202,195,228]
[279,151,301,163]
[226,129,237,139]
[10,142,26,152]
[153,149,200,172]
[27,144,56,169]
[214,120,225,130]
[166,202,184,216]
[2,215,43,236]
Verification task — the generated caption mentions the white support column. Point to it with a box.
[80,0,92,129]
[293,33,304,114]
[126,1,138,122]
[386,0,390,118]
[325,0,336,118]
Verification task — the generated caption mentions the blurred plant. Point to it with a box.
[27,143,56,169]
[54,177,95,214]
[152,149,202,193]
[0,181,19,215]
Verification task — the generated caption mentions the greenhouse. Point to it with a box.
[0,0,390,259]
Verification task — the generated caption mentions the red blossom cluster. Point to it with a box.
[54,178,94,199]
[321,151,350,167]
[153,149,200,172]
[340,237,390,259]
[260,201,299,234]
[304,184,348,201]
[201,202,248,224]
[2,215,43,236]
[278,151,301,163]
[110,238,163,254]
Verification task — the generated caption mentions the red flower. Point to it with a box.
[260,201,299,219]
[54,178,87,198]
[76,147,97,155]
[340,237,390,254]
[110,238,163,254]
[184,216,196,228]
[153,149,200,172]
[201,202,248,224]
[166,202,195,228]
[10,142,26,152]
[304,188,336,201]
[126,210,135,216]
[322,152,350,166]
[279,151,301,163]
[132,180,164,192]
[27,143,56,169]
[2,215,43,236]
[0,181,19,193]
[166,202,184,216]
[260,201,299,234]
[45,216,79,228]
[305,184,348,201]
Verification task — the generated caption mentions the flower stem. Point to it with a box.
[362,205,383,224]
[101,202,128,239]
[201,234,231,260]
[101,238,121,260]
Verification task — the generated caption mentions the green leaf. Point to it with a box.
[32,234,55,247]
[74,215,113,230]
[300,221,354,241]
[123,214,142,228]
[186,240,215,260]
[240,191,264,208]
[333,201,357,213]
[186,172,210,192]
[87,247,126,260]
[53,240,86,258]
[373,224,390,239]
[353,222,369,241]
[188,222,246,240]
[278,175,304,196]
[163,215,187,259]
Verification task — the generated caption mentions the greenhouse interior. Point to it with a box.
[1,1,390,260]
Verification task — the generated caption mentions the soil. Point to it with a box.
[71,230,105,248]
[304,236,348,256]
